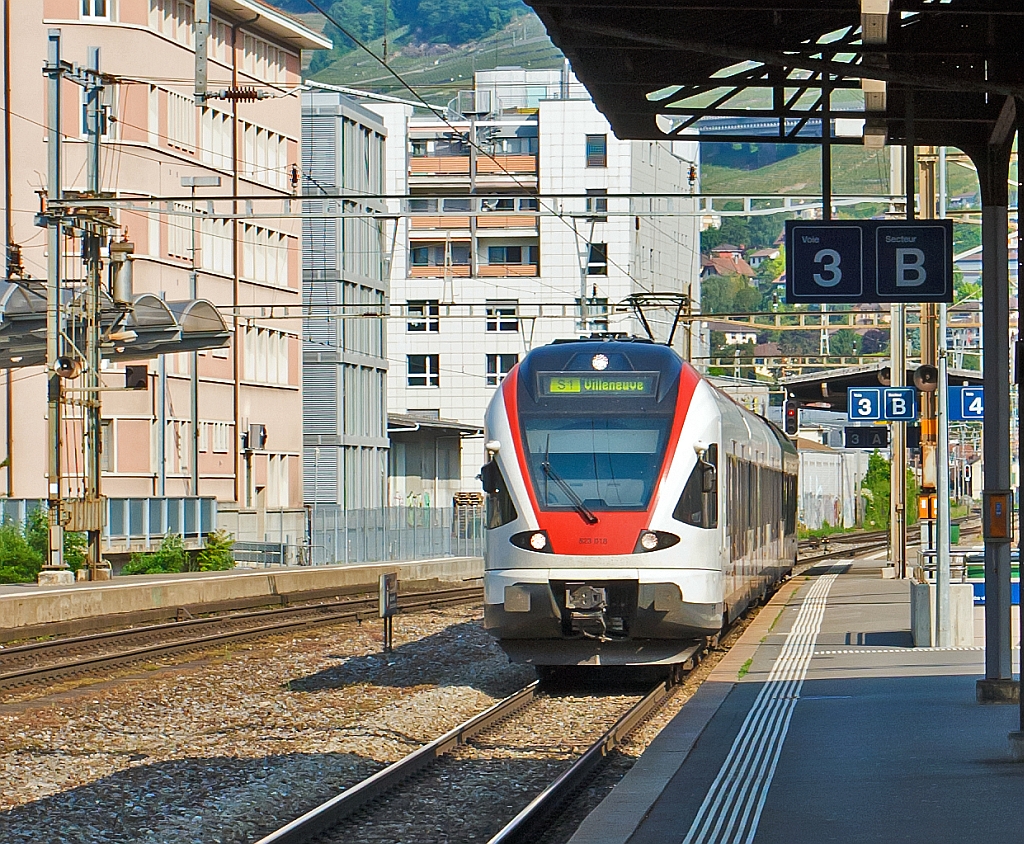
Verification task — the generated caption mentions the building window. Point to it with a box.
[213,422,231,453]
[586,134,607,167]
[486,353,518,386]
[82,0,109,18]
[408,299,440,332]
[481,197,515,211]
[100,419,113,471]
[587,242,608,275]
[519,197,539,211]
[577,297,610,332]
[487,246,537,266]
[410,243,470,267]
[442,197,472,212]
[586,189,608,222]
[407,197,438,213]
[408,354,440,387]
[488,245,520,265]
[486,300,519,332]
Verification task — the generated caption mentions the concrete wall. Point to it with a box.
[910,580,974,647]
[0,556,482,631]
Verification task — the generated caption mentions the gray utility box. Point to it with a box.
[910,580,975,647]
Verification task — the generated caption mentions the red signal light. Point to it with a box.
[784,402,799,436]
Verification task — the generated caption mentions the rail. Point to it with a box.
[253,683,541,844]
[486,679,674,844]
[0,585,481,691]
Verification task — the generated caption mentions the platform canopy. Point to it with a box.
[0,281,230,369]
[524,0,1024,156]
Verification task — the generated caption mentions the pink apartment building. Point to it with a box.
[0,1,329,550]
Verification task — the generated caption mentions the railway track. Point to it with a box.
[252,673,680,844]
[797,520,981,567]
[0,585,481,692]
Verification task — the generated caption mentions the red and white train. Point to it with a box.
[480,336,798,666]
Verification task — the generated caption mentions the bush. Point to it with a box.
[0,521,44,583]
[122,533,187,575]
[0,509,87,583]
[25,509,86,572]
[197,529,235,571]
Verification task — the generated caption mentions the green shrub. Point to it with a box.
[197,529,235,571]
[25,509,86,572]
[0,521,44,583]
[122,533,187,575]
[0,509,87,583]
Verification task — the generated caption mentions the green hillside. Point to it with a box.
[703,145,982,204]
[306,14,564,104]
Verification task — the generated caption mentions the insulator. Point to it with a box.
[223,87,259,102]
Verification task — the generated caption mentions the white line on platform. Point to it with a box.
[817,647,984,654]
[681,565,843,844]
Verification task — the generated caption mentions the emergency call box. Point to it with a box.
[984,491,1013,542]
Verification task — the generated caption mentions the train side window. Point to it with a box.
[481,459,518,528]
[673,443,718,528]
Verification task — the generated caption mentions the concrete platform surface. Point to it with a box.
[0,557,482,633]
[570,559,1024,844]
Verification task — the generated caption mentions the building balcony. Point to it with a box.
[410,155,471,175]
[476,215,537,230]
[410,216,471,230]
[410,265,472,277]
[476,155,538,174]
[478,264,539,277]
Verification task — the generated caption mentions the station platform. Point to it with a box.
[0,557,482,640]
[571,557,1024,844]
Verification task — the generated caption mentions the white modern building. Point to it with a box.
[366,68,703,489]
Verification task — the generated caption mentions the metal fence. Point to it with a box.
[307,505,485,566]
[0,497,216,551]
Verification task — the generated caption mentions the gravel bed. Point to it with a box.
[535,606,765,844]
[317,691,641,844]
[0,606,534,844]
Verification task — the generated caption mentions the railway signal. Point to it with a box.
[784,402,799,436]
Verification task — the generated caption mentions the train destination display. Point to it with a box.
[540,372,658,396]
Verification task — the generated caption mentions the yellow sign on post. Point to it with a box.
[918,494,937,521]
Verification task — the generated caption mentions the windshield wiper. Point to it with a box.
[541,460,599,525]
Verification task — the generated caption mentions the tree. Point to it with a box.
[778,330,820,356]
[734,284,763,313]
[829,328,860,356]
[755,253,785,285]
[701,273,762,314]
[860,328,890,355]
[701,216,783,253]
[861,451,890,529]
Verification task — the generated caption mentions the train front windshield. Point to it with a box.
[522,416,671,511]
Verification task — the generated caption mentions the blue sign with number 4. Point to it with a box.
[949,386,984,421]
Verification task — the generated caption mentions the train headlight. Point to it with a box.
[633,530,680,553]
[510,530,553,553]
